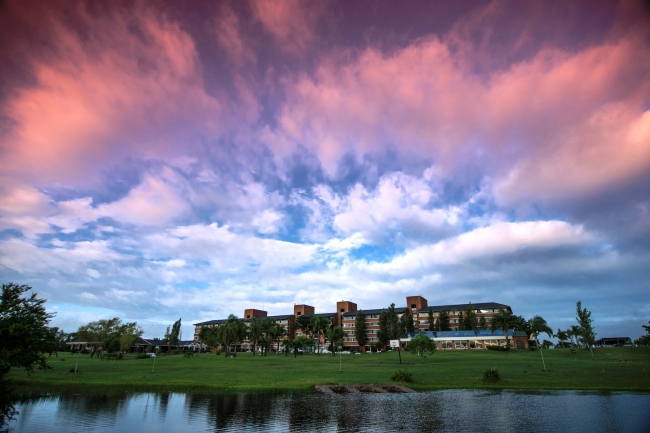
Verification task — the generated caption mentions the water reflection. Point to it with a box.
[8,390,650,432]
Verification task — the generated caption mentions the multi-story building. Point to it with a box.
[193,295,527,352]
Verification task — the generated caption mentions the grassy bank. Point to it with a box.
[8,347,650,395]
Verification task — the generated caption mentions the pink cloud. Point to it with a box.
[251,0,325,54]
[267,19,650,201]
[215,4,256,68]
[0,3,221,186]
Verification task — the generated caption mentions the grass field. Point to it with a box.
[8,347,650,395]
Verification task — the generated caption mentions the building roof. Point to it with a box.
[418,302,511,313]
[596,337,631,343]
[193,319,229,326]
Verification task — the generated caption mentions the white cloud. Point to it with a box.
[363,220,595,276]
[87,268,100,278]
[252,209,285,234]
[79,292,99,301]
[309,172,460,244]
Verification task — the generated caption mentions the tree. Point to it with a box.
[310,316,331,354]
[297,335,315,353]
[164,318,182,349]
[398,312,414,335]
[479,316,487,331]
[259,318,271,356]
[247,318,262,355]
[406,333,436,362]
[636,321,650,346]
[541,340,553,349]
[387,304,401,339]
[529,316,553,349]
[491,309,517,354]
[327,326,345,357]
[568,325,582,348]
[427,308,434,331]
[438,310,451,331]
[76,317,142,358]
[576,301,596,359]
[434,318,440,331]
[217,314,246,357]
[354,311,368,350]
[464,303,478,331]
[0,283,56,425]
[268,322,286,354]
[458,311,465,330]
[42,327,70,357]
[555,329,569,348]
[280,338,292,357]
[198,325,218,353]
[102,334,121,353]
[512,315,531,336]
[378,311,388,344]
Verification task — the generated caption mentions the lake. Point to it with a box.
[7,389,650,432]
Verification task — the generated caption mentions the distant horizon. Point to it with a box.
[1,0,649,342]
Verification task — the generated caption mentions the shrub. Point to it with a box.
[390,369,413,383]
[483,368,500,381]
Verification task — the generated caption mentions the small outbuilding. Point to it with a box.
[596,337,631,347]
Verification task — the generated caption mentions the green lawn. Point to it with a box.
[8,347,650,395]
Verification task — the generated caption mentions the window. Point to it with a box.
[441,341,453,350]
[343,323,355,328]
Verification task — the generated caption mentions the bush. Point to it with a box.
[483,368,500,381]
[136,353,149,359]
[390,369,413,383]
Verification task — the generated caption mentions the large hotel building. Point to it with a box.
[193,295,529,351]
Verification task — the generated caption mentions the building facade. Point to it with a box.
[193,295,527,352]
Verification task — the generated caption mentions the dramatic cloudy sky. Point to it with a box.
[1,0,649,341]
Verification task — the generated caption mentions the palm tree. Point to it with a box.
[568,325,582,348]
[326,326,345,357]
[258,318,271,356]
[197,325,211,353]
[555,329,569,348]
[248,318,262,355]
[217,314,246,357]
[198,325,223,354]
[269,323,286,354]
[281,338,292,357]
[529,316,553,349]
[491,309,517,355]
[309,316,330,354]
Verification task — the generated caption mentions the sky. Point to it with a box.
[0,0,649,342]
